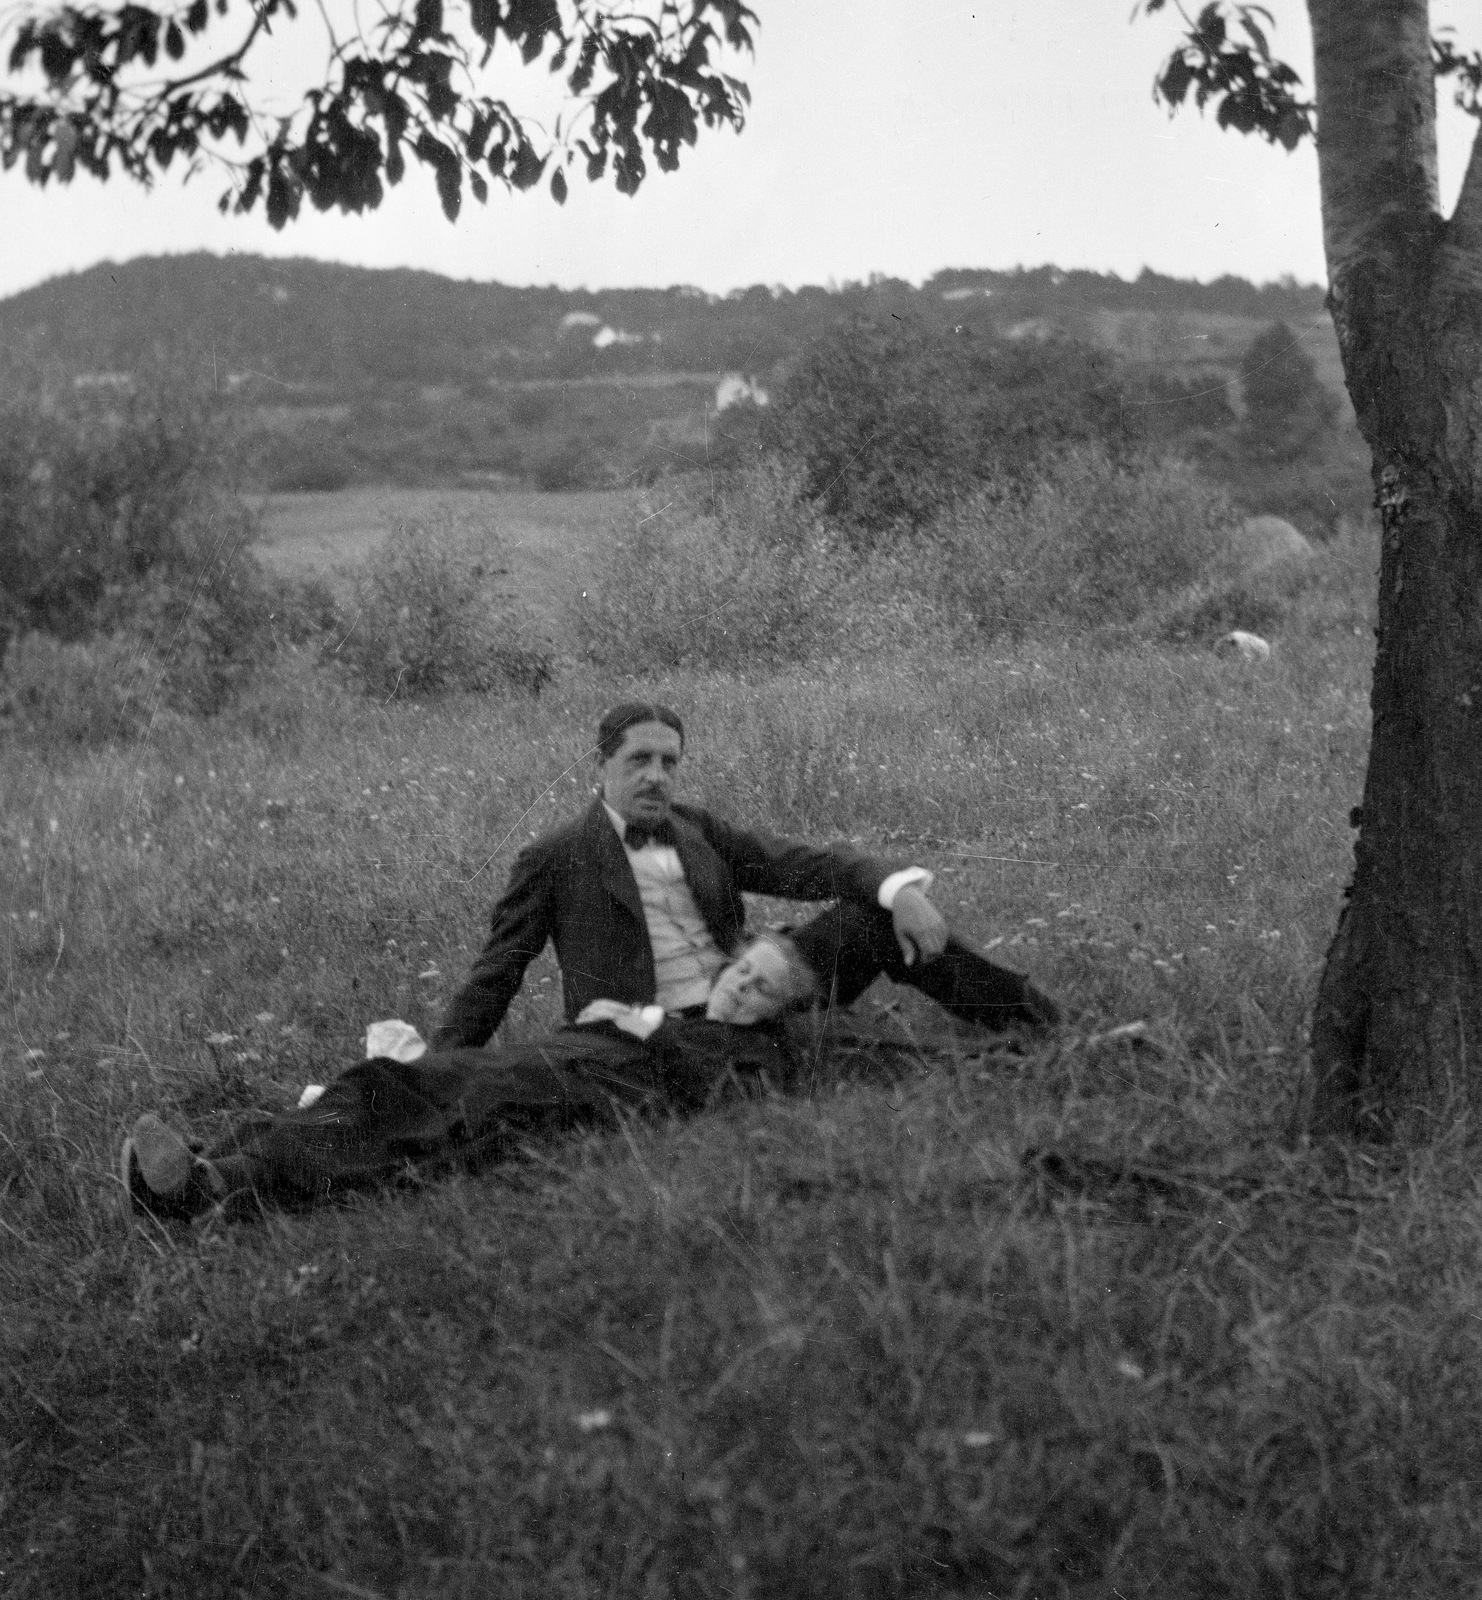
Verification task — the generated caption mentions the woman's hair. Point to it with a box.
[596,702,685,761]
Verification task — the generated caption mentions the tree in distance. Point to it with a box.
[1238,320,1338,457]
[1141,1,1482,1140]
[0,0,755,225]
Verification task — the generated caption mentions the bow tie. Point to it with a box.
[624,818,677,850]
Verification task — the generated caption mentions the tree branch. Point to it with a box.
[2,0,754,221]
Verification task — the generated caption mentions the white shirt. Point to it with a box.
[602,803,932,1013]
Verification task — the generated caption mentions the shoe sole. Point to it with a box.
[121,1114,225,1219]
[129,1113,194,1195]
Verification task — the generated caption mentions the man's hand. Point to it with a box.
[892,885,948,967]
[575,999,666,1040]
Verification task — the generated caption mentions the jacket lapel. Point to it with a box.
[586,798,645,927]
[669,810,733,947]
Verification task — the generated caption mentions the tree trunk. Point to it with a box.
[1306,0,1482,1138]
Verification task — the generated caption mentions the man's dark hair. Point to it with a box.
[596,702,685,761]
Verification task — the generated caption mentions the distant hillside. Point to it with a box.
[0,252,1329,395]
[0,254,1358,520]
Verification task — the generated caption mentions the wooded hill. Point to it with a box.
[0,252,1327,394]
[0,254,1355,517]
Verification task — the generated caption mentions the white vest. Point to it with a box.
[604,804,729,1012]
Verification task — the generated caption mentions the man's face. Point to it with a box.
[706,936,818,1026]
[598,721,683,826]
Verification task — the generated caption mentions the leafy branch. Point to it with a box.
[1140,2,1482,148]
[1136,1,1313,149]
[1,0,755,224]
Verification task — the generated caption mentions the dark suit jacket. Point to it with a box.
[433,797,901,1048]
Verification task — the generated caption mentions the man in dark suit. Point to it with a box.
[121,702,1057,1219]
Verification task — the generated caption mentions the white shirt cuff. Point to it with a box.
[878,867,933,910]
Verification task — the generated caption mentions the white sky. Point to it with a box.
[2,1,1479,300]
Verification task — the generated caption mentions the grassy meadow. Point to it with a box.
[252,487,631,625]
[4,480,1481,1599]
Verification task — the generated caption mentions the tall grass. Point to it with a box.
[7,530,1473,1594]
[577,450,1373,671]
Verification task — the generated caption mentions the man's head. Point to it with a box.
[705,933,820,1026]
[596,702,686,827]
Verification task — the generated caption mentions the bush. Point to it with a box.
[335,521,554,699]
[0,388,229,644]
[1193,421,1374,542]
[572,463,874,671]
[527,437,592,492]
[762,318,1141,543]
[921,448,1242,640]
[0,384,337,736]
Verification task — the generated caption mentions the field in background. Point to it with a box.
[7,483,1482,1596]
[252,486,637,620]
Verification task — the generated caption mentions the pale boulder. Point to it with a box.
[1215,630,1272,662]
[1227,515,1315,572]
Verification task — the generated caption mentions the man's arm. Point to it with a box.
[693,810,893,904]
[432,842,554,1050]
[691,809,948,964]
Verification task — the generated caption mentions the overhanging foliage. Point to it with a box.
[1,0,754,224]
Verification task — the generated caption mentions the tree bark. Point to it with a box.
[1306,0,1482,1137]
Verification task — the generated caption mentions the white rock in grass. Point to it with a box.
[1215,630,1272,662]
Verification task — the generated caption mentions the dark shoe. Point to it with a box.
[120,1114,225,1220]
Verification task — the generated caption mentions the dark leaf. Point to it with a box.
[52,117,76,182]
[435,159,460,220]
[265,163,295,227]
[550,164,566,203]
[415,129,461,218]
[9,21,37,75]
[510,139,543,189]
[468,0,501,43]
[412,0,442,42]
[426,78,458,120]
[469,169,487,202]
[165,20,184,59]
[1275,106,1305,151]
[1192,4,1225,51]
[1239,11,1269,59]
[38,29,74,83]
[383,92,408,144]
[569,34,598,94]
[238,154,265,210]
[1159,55,1193,106]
